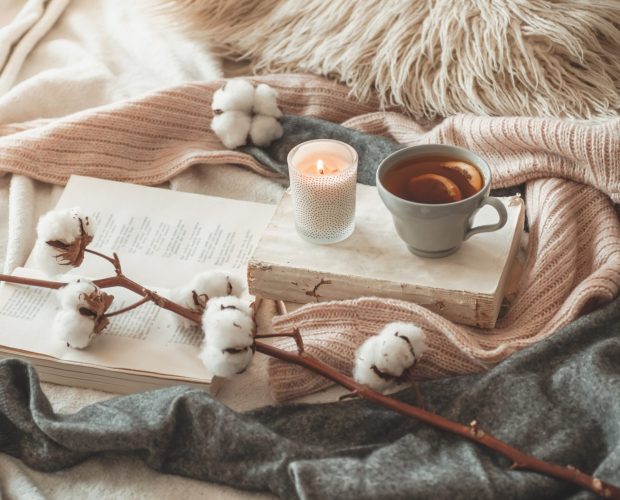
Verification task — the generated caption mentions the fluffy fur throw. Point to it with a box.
[159,0,620,120]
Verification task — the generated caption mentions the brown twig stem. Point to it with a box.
[0,258,618,499]
[105,297,151,318]
[253,341,619,498]
[0,273,201,325]
[0,274,64,290]
[254,331,304,355]
[84,249,122,274]
[92,274,202,324]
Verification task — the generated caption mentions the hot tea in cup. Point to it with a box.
[376,145,508,258]
[381,157,483,204]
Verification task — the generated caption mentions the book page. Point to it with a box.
[26,176,277,289]
[0,268,209,380]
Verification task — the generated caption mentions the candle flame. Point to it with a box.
[316,159,325,175]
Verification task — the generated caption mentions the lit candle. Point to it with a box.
[287,139,358,244]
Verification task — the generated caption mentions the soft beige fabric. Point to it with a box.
[0,0,225,275]
[0,0,222,123]
[158,0,620,120]
[0,73,618,404]
[0,0,71,96]
[269,179,620,400]
[1,75,620,201]
[0,2,289,499]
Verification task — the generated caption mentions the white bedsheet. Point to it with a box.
[0,2,315,498]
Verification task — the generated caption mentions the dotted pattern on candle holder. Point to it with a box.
[290,164,357,243]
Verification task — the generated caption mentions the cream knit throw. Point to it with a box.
[0,75,618,401]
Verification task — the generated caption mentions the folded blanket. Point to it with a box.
[1,292,619,499]
[256,112,620,399]
[0,0,224,274]
[0,0,222,123]
[0,76,618,197]
[239,114,526,203]
[0,75,618,401]
[240,115,401,185]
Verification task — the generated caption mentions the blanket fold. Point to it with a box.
[268,174,620,400]
[0,75,618,199]
[0,73,618,402]
[240,114,401,185]
[2,292,620,499]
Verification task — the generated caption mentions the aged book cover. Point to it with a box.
[249,184,524,328]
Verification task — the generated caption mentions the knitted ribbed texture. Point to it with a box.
[0,75,379,185]
[0,75,618,200]
[0,74,618,401]
[269,177,620,399]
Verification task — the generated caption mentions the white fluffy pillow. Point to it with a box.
[162,0,620,119]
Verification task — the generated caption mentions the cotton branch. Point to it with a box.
[104,297,150,318]
[253,341,618,498]
[0,254,618,498]
[0,272,201,325]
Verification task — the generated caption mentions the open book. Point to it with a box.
[0,176,276,393]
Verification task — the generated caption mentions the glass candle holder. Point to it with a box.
[287,139,358,244]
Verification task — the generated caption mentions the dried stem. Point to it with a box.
[85,249,122,275]
[0,273,200,327]
[254,330,304,354]
[253,341,619,499]
[1,257,618,499]
[411,380,426,409]
[0,274,64,290]
[93,275,201,323]
[105,297,150,318]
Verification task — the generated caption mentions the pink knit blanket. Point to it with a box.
[1,74,618,401]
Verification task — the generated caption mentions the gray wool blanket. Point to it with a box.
[1,293,620,499]
[242,115,524,194]
[241,114,526,210]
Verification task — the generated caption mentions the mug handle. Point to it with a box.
[464,197,508,240]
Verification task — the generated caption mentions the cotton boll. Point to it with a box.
[353,323,427,392]
[378,322,428,361]
[374,334,415,378]
[30,239,69,277]
[167,283,201,327]
[36,206,93,242]
[198,291,256,377]
[191,270,246,301]
[212,111,251,149]
[169,271,247,327]
[72,207,94,236]
[53,309,95,349]
[199,344,253,377]
[57,279,97,310]
[204,295,253,319]
[32,207,94,276]
[202,308,255,350]
[353,336,395,392]
[212,79,256,113]
[252,84,282,117]
[249,115,283,147]
[36,207,79,243]
[169,284,200,310]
